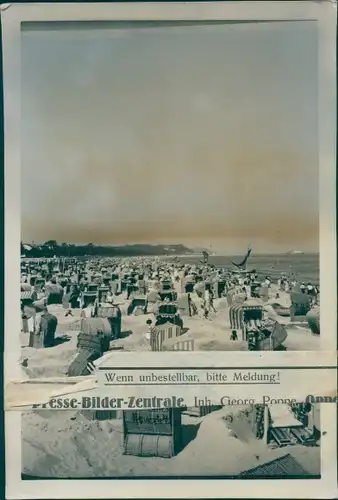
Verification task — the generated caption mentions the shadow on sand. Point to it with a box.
[179,421,201,452]
[274,344,287,351]
[119,330,133,339]
[53,335,71,347]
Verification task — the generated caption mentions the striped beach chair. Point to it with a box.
[229,302,264,341]
[161,337,195,351]
[229,303,244,332]
[150,322,182,351]
[21,290,38,304]
[172,338,194,351]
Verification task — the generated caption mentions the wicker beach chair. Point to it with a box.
[150,322,182,351]
[229,301,264,341]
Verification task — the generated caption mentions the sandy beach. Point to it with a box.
[18,254,321,479]
[20,288,320,478]
[20,285,319,382]
[21,403,320,478]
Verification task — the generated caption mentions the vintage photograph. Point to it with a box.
[2,1,336,498]
[19,18,322,375]
[21,402,321,479]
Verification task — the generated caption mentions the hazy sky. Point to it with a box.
[21,21,318,254]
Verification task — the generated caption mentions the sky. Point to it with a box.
[21,20,318,254]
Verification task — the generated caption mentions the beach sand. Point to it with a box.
[19,290,320,478]
[20,289,319,380]
[21,405,320,478]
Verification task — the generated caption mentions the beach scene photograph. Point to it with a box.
[19,19,320,384]
[21,402,321,479]
[11,13,327,482]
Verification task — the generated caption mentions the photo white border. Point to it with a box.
[2,1,337,498]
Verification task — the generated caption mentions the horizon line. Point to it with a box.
[21,241,319,256]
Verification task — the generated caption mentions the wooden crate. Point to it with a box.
[123,408,182,458]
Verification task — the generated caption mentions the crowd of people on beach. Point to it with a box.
[20,255,319,339]
[19,244,322,359]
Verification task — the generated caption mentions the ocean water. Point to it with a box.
[177,253,319,284]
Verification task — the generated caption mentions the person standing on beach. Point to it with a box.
[202,300,210,319]
[137,275,146,295]
[264,276,271,287]
[126,275,134,299]
[208,289,217,313]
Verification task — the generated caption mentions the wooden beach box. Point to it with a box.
[97,286,110,303]
[123,408,182,458]
[77,319,111,354]
[127,296,146,315]
[96,306,122,339]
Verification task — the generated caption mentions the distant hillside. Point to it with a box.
[21,241,193,258]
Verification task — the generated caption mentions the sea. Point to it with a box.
[176,253,319,284]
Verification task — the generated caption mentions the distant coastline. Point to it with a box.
[20,241,195,258]
[21,240,319,259]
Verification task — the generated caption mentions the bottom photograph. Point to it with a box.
[21,402,321,479]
